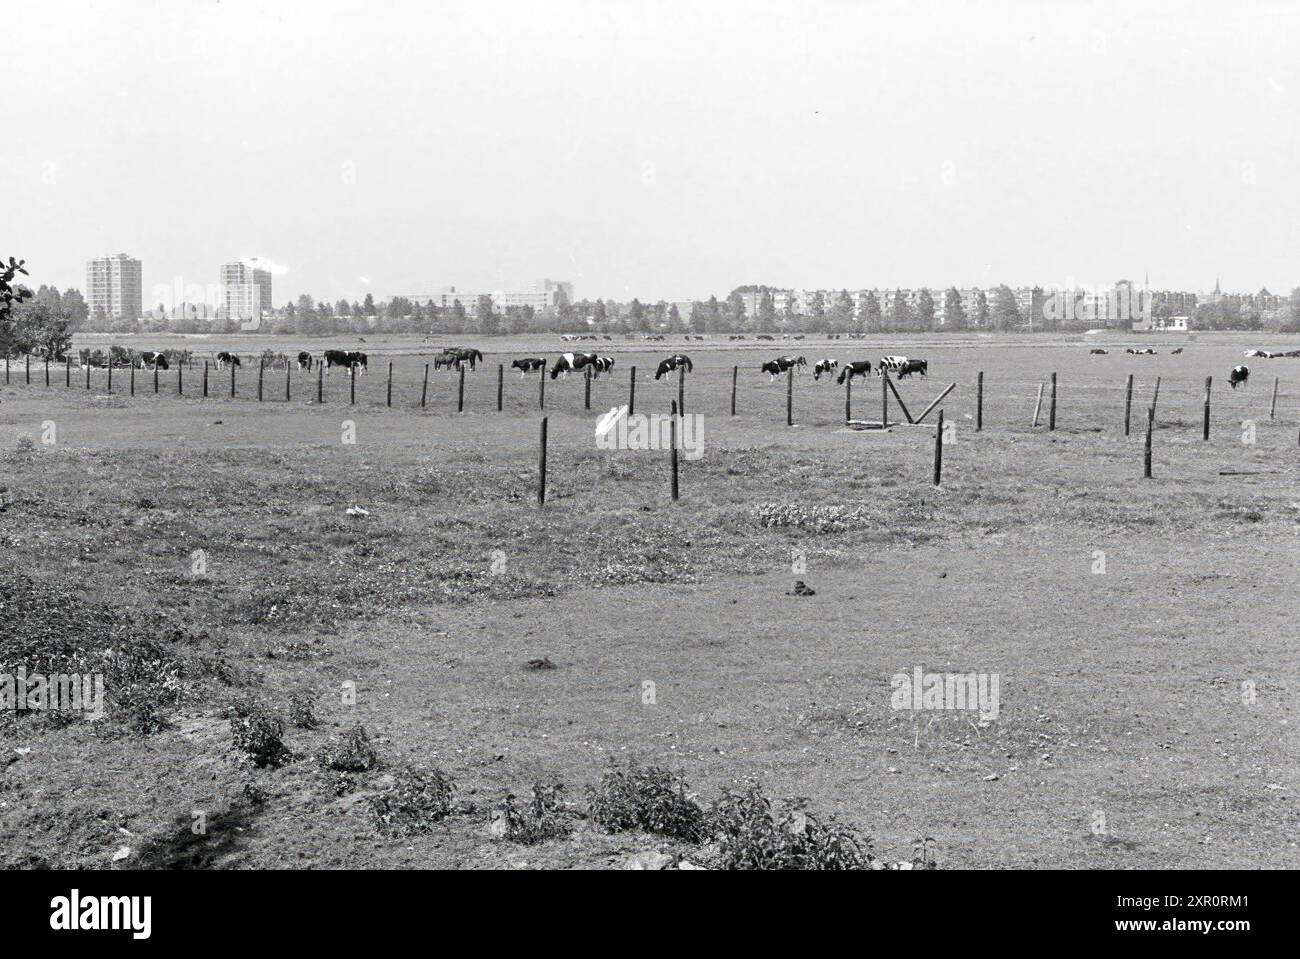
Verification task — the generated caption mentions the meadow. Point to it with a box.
[1,331,1297,869]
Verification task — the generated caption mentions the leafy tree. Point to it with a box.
[915,289,936,331]
[889,289,912,331]
[989,285,1020,331]
[974,289,990,328]
[475,294,498,335]
[942,287,966,330]
[860,291,881,332]
[756,292,777,333]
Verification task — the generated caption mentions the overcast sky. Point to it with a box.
[5,0,1299,304]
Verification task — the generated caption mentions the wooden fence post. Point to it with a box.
[154,363,159,394]
[885,374,915,423]
[1124,373,1134,436]
[881,370,889,426]
[1270,376,1279,421]
[66,355,71,388]
[731,366,738,416]
[1032,382,1044,427]
[496,364,503,412]
[129,364,134,396]
[584,366,591,410]
[457,364,464,412]
[106,359,112,394]
[539,363,546,410]
[537,416,548,507]
[202,362,208,397]
[25,354,30,385]
[44,357,49,387]
[678,364,686,418]
[976,371,983,432]
[257,360,264,401]
[387,362,393,407]
[1048,371,1057,431]
[284,364,289,401]
[87,363,92,390]
[421,364,429,408]
[1151,376,1161,419]
[231,360,237,398]
[670,400,680,501]
[1144,406,1154,478]
[628,365,636,416]
[1202,375,1212,441]
[913,383,956,424]
[786,367,793,426]
[349,364,355,405]
[177,363,182,395]
[844,373,851,423]
[316,363,323,404]
[933,409,944,486]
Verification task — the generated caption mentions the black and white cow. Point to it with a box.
[512,357,545,377]
[654,354,693,380]
[759,356,805,381]
[835,360,872,384]
[1229,365,1250,389]
[137,351,169,370]
[1171,348,1184,355]
[592,355,615,378]
[551,352,599,379]
[876,355,909,376]
[347,350,367,374]
[297,351,314,371]
[813,359,838,381]
[1090,348,1107,355]
[322,349,352,373]
[896,358,927,379]
[216,351,241,370]
[1125,347,1157,355]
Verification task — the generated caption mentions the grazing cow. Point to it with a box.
[216,351,241,370]
[896,358,927,379]
[511,357,545,377]
[322,349,353,373]
[347,350,367,374]
[137,351,169,370]
[1090,348,1108,355]
[1125,347,1156,355]
[436,347,483,371]
[1229,365,1250,389]
[836,360,872,384]
[654,354,693,380]
[297,351,314,371]
[592,355,615,378]
[759,356,806,380]
[1171,347,1183,355]
[756,334,775,341]
[876,355,909,376]
[551,351,599,379]
[813,359,838,381]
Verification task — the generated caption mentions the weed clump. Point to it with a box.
[492,780,573,844]
[588,762,710,843]
[229,700,292,769]
[319,724,379,772]
[369,766,455,837]
[711,782,869,870]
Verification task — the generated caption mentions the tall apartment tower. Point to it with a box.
[219,260,273,320]
[85,253,143,321]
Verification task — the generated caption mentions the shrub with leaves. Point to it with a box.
[318,724,379,772]
[711,782,869,870]
[587,761,710,843]
[492,780,573,844]
[229,701,292,769]
[288,693,318,729]
[369,765,455,837]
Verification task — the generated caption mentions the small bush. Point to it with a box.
[319,724,379,772]
[369,766,455,837]
[587,762,710,843]
[712,782,869,870]
[493,780,573,844]
[288,693,318,729]
[229,701,292,769]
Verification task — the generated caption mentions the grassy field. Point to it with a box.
[1,331,1297,869]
